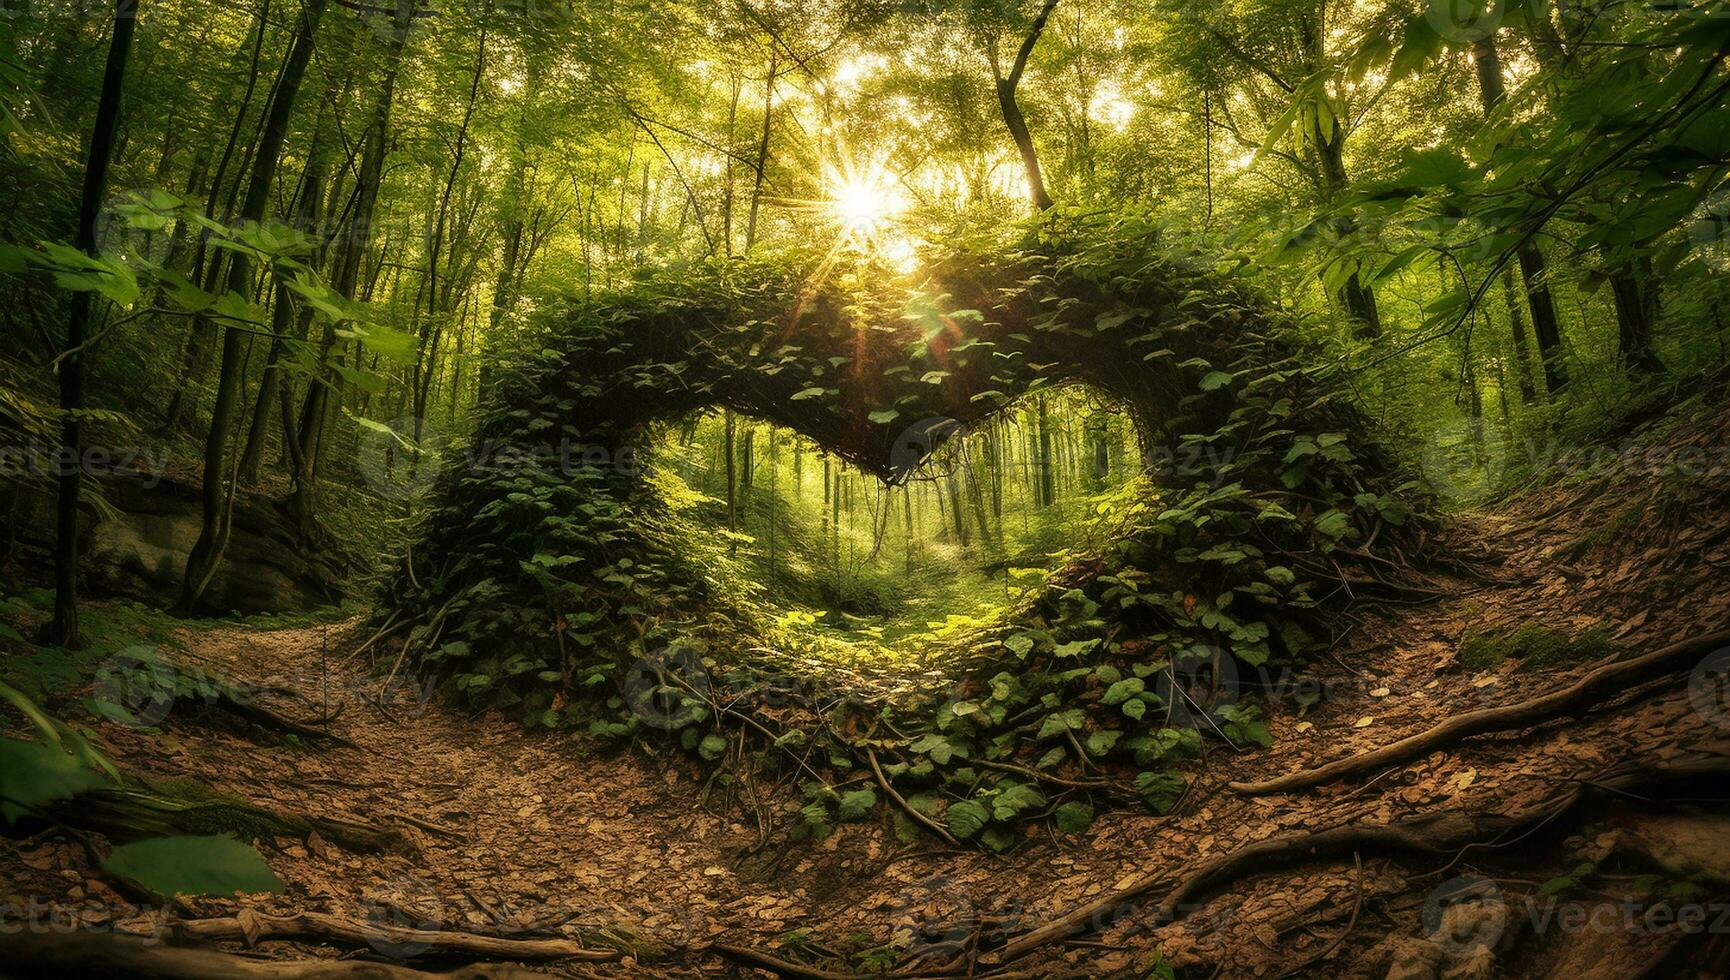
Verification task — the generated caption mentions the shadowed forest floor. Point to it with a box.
[5,404,1729,978]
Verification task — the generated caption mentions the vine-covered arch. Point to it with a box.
[383,215,1419,732]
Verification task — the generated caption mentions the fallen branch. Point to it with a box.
[867,747,959,847]
[0,929,540,978]
[177,909,618,962]
[209,687,358,748]
[52,786,408,855]
[1231,628,1730,795]
[711,942,858,979]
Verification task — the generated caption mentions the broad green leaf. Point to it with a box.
[102,835,283,897]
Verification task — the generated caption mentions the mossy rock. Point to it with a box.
[1458,623,1613,673]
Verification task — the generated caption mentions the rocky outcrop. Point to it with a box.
[5,473,344,614]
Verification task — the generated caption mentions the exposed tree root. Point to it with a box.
[176,909,620,962]
[0,929,541,979]
[207,686,358,748]
[981,754,1730,968]
[1230,628,1730,796]
[50,785,408,854]
[711,942,860,979]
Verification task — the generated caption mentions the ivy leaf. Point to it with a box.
[1036,708,1085,740]
[989,782,1045,820]
[1053,801,1094,834]
[1134,771,1187,814]
[698,733,728,760]
[945,800,990,839]
[1085,730,1122,756]
[838,789,878,821]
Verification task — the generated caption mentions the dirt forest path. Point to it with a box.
[6,408,1730,978]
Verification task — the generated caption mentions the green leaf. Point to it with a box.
[698,733,728,760]
[945,800,990,839]
[1036,708,1085,740]
[1101,677,1143,706]
[102,835,283,897]
[1052,638,1100,659]
[1053,801,1094,834]
[989,782,1045,820]
[1085,730,1122,756]
[1134,771,1187,814]
[838,788,878,821]
[0,737,108,821]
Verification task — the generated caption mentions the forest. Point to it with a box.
[2,0,1730,976]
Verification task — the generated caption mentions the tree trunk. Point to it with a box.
[48,0,138,646]
[1498,270,1539,405]
[289,0,412,542]
[992,0,1061,210]
[176,0,328,613]
[162,0,272,432]
[1610,269,1666,374]
[240,147,327,485]
[1472,35,1568,394]
[1313,131,1382,339]
[744,50,776,250]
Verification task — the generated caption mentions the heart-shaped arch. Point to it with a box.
[383,218,1417,721]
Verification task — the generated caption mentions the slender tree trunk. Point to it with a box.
[1472,35,1568,394]
[1610,269,1666,374]
[415,28,488,444]
[991,0,1061,210]
[724,411,737,556]
[1313,131,1382,339]
[290,0,411,540]
[744,50,776,250]
[177,0,328,613]
[1498,271,1539,405]
[1036,396,1055,507]
[240,143,327,484]
[162,0,271,431]
[48,0,137,645]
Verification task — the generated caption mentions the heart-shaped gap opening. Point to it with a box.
[652,384,1146,668]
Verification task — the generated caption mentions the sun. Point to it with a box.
[824,160,909,243]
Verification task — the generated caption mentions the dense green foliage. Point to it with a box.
[376,213,1423,840]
